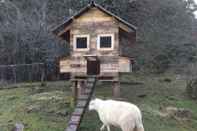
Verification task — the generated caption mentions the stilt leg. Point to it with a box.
[112,81,121,98]
[77,80,86,96]
[71,81,78,105]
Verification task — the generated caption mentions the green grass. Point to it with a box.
[0,81,73,131]
[80,73,197,131]
[1,73,197,131]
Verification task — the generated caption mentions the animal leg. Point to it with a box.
[122,126,131,131]
[100,124,105,131]
[121,122,135,131]
[107,125,111,131]
[135,124,144,131]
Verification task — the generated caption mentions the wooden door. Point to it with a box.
[87,59,100,75]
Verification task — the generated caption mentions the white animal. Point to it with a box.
[89,98,144,131]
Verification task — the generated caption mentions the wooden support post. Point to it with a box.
[77,81,86,96]
[71,80,87,105]
[71,81,78,105]
[112,81,121,98]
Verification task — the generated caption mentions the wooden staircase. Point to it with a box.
[65,76,97,131]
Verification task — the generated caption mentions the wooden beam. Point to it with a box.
[119,22,134,33]
[57,26,70,37]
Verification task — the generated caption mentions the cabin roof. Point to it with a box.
[52,2,137,35]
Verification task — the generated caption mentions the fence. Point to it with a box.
[0,63,45,84]
[0,62,68,85]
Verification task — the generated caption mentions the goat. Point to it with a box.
[89,98,144,131]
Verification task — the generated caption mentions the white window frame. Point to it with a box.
[73,35,90,51]
[97,34,114,50]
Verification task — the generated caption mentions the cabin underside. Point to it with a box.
[60,56,132,81]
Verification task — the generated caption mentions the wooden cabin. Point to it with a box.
[52,1,136,98]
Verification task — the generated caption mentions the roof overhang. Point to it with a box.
[51,2,137,38]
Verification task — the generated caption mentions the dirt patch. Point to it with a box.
[159,106,193,121]
[30,91,66,101]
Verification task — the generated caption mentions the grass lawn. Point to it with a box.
[1,73,197,131]
[0,81,73,131]
[80,73,197,131]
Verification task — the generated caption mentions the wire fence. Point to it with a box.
[0,62,69,86]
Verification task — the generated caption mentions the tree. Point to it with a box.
[0,0,196,74]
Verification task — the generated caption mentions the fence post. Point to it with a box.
[0,67,3,82]
[12,66,17,84]
[0,63,47,85]
[41,63,46,83]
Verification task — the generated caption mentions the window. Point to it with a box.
[76,37,87,48]
[74,35,89,51]
[97,34,114,50]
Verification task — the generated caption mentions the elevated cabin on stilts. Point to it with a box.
[52,1,137,100]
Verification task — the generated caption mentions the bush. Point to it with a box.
[186,79,197,99]
[149,54,171,73]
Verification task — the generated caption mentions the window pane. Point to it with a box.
[100,36,112,48]
[76,37,87,48]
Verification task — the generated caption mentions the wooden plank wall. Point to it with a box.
[59,7,134,76]
[70,7,119,57]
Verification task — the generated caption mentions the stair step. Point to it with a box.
[78,95,89,100]
[87,79,95,81]
[69,116,81,125]
[84,89,92,94]
[76,100,87,108]
[86,83,93,88]
[87,85,94,88]
[72,108,84,115]
[65,125,78,131]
